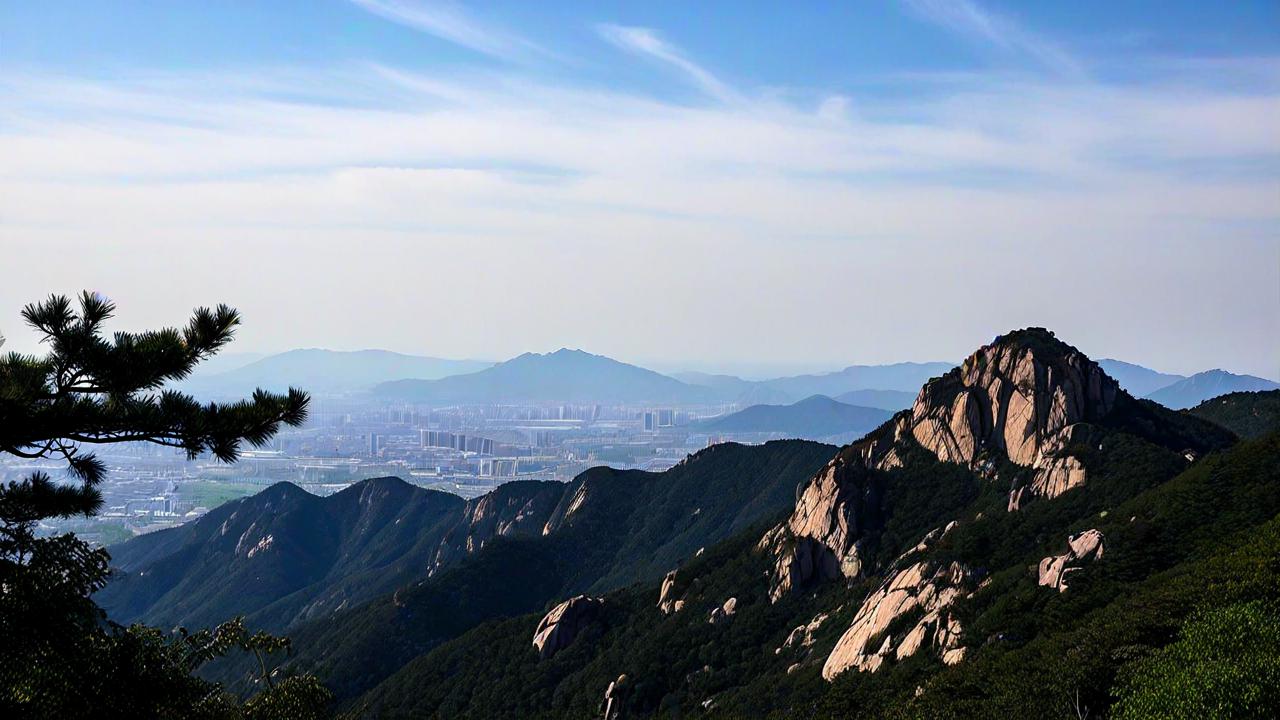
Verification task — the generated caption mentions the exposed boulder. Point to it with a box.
[708,597,738,625]
[823,528,975,680]
[532,595,605,660]
[602,673,627,720]
[905,329,1118,510]
[1038,529,1105,592]
[777,612,829,656]
[657,570,683,614]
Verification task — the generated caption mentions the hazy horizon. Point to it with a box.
[2,1,1277,378]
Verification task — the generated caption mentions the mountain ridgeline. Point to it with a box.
[100,329,1280,719]
[696,395,892,442]
[98,441,835,679]
[373,349,718,404]
[333,328,1272,718]
[179,348,492,398]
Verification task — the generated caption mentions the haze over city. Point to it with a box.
[2,0,1277,378]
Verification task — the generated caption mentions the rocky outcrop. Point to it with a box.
[1038,529,1105,592]
[602,674,627,720]
[906,329,1118,509]
[776,612,829,656]
[657,570,684,614]
[760,455,883,601]
[532,595,605,660]
[429,481,564,576]
[823,526,974,680]
[708,597,737,625]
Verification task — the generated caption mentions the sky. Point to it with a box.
[1,0,1277,379]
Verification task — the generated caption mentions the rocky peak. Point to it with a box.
[904,328,1119,509]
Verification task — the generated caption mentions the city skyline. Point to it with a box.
[2,1,1277,377]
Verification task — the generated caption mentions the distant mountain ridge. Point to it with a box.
[179,348,491,398]
[374,348,716,404]
[1097,358,1186,397]
[673,364,953,409]
[831,388,917,411]
[1144,369,1280,410]
[697,395,891,441]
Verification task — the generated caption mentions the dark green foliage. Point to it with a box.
[1103,392,1236,456]
[1188,389,1280,439]
[1111,600,1280,720]
[98,477,468,631]
[248,440,834,704]
[0,292,322,719]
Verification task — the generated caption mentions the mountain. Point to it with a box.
[674,367,950,410]
[672,372,794,406]
[327,328,1275,719]
[764,361,955,397]
[831,388,917,412]
[1096,358,1185,396]
[178,349,491,398]
[1145,369,1280,410]
[1189,390,1280,439]
[373,348,716,404]
[97,477,469,631]
[102,441,833,687]
[697,395,891,442]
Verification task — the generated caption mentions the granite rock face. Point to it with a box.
[760,454,882,601]
[907,329,1119,509]
[1038,529,1106,592]
[822,526,974,680]
[532,595,605,660]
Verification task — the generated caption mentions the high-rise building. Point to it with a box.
[657,409,675,427]
[643,412,655,431]
[368,433,380,456]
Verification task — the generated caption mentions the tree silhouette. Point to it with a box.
[0,292,325,718]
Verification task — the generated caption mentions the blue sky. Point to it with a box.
[1,1,1277,377]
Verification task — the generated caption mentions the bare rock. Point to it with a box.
[708,597,738,625]
[760,455,881,601]
[823,529,975,681]
[906,330,1118,510]
[657,570,682,614]
[1038,529,1105,592]
[602,674,627,720]
[532,595,604,660]
[777,612,829,655]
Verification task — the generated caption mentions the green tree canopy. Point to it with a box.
[0,292,325,719]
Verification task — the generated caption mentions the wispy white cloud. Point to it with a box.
[0,52,1276,375]
[901,0,1084,78]
[349,0,545,62]
[597,24,738,103]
